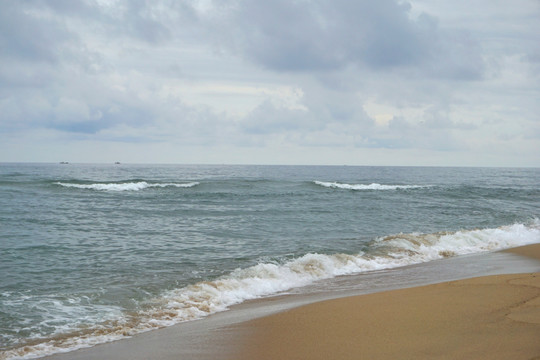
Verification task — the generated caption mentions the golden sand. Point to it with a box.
[230,244,540,360]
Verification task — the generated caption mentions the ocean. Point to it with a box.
[1,164,539,359]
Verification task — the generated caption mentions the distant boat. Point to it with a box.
[60,162,69,164]
[115,162,121,164]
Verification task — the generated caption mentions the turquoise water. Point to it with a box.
[1,164,539,359]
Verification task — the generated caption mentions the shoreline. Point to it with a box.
[39,244,540,360]
[232,244,540,360]
[232,272,540,360]
[504,242,540,259]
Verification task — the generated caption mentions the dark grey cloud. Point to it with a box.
[115,0,176,44]
[0,1,74,63]
[209,0,484,79]
[0,0,486,80]
[49,103,152,135]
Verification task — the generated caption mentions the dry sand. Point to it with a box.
[42,244,540,360]
[230,244,540,360]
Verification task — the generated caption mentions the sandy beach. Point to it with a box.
[41,244,540,360]
[230,244,540,360]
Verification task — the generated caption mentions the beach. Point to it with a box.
[3,164,539,360]
[231,244,540,360]
[39,244,540,360]
[2,0,540,356]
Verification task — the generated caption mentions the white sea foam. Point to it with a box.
[147,221,540,326]
[373,221,540,261]
[5,220,539,360]
[55,181,199,191]
[314,181,428,190]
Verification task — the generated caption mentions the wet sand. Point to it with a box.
[505,242,540,260]
[231,244,540,360]
[43,244,540,360]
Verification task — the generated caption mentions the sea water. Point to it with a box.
[0,164,539,359]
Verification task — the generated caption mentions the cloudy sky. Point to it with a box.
[1,0,539,166]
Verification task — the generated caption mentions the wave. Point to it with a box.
[314,181,429,190]
[146,221,540,326]
[54,181,199,191]
[4,220,539,360]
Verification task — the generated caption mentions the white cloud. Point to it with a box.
[0,0,538,166]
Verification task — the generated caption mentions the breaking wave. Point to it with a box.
[314,181,429,190]
[148,221,540,328]
[4,220,539,360]
[55,181,199,191]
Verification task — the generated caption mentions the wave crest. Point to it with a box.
[55,181,199,191]
[314,181,428,190]
[144,220,540,327]
[373,221,540,260]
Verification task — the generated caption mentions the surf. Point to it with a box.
[4,220,538,360]
[313,181,430,190]
[54,181,200,191]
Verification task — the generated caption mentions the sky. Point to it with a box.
[0,0,539,166]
